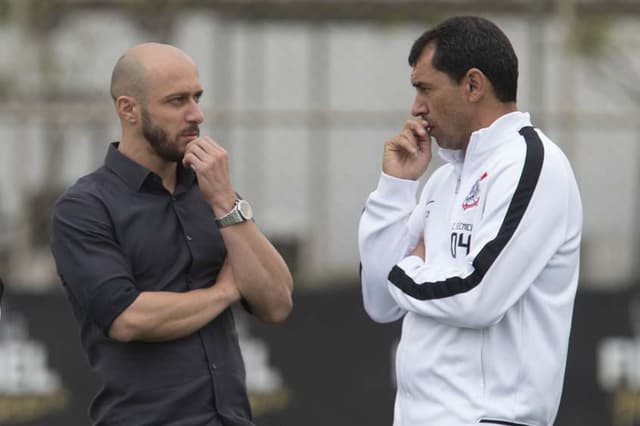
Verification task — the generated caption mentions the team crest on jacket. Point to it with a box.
[462,172,488,210]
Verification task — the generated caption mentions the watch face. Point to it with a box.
[238,200,253,220]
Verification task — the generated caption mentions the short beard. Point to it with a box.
[141,107,183,162]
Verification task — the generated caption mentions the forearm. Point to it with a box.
[220,221,293,323]
[108,284,237,342]
[181,138,292,322]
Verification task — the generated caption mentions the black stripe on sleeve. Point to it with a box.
[387,126,544,300]
[479,420,532,426]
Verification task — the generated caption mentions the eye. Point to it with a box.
[169,97,187,105]
[414,85,429,95]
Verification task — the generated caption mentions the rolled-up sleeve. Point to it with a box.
[51,189,139,334]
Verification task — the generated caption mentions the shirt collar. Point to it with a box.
[175,160,197,194]
[105,142,196,192]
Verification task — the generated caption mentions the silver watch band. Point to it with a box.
[215,199,252,228]
[216,200,241,227]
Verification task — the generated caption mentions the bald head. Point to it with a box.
[110,43,196,104]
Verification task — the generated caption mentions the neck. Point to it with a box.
[474,101,518,131]
[118,134,177,193]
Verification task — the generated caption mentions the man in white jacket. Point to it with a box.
[358,16,582,426]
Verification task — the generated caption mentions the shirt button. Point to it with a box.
[211,363,217,370]
[186,235,192,241]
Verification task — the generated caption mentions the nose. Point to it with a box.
[186,100,204,124]
[411,94,428,118]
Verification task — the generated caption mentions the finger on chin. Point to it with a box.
[202,136,223,150]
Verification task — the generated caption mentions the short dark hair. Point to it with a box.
[408,16,518,103]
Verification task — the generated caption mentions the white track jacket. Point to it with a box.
[358,112,582,426]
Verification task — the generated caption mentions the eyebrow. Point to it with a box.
[162,90,204,101]
[411,81,430,90]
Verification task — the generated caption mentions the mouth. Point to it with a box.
[181,129,200,141]
[419,115,433,137]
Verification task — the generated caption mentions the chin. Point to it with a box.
[435,138,460,151]
[434,138,449,149]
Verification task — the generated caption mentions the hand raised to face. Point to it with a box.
[383,118,432,180]
[182,137,237,218]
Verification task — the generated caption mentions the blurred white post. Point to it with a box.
[527,1,546,128]
[211,17,234,162]
[306,23,330,283]
[557,0,578,161]
[243,22,266,215]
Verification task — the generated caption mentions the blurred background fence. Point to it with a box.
[1,0,640,425]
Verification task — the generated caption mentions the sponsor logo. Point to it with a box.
[462,172,488,211]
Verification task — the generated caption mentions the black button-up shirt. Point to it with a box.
[51,143,253,426]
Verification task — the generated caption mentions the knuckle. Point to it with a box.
[387,136,402,146]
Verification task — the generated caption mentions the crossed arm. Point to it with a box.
[109,227,293,342]
[108,260,241,342]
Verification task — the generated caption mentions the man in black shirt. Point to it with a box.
[50,43,293,426]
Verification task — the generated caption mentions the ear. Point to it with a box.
[464,68,486,103]
[115,96,139,125]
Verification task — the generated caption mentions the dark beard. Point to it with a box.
[141,108,183,162]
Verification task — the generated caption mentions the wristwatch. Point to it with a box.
[215,199,253,228]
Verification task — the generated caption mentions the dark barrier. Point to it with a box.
[0,285,634,426]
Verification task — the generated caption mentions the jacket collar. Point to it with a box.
[438,111,532,167]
